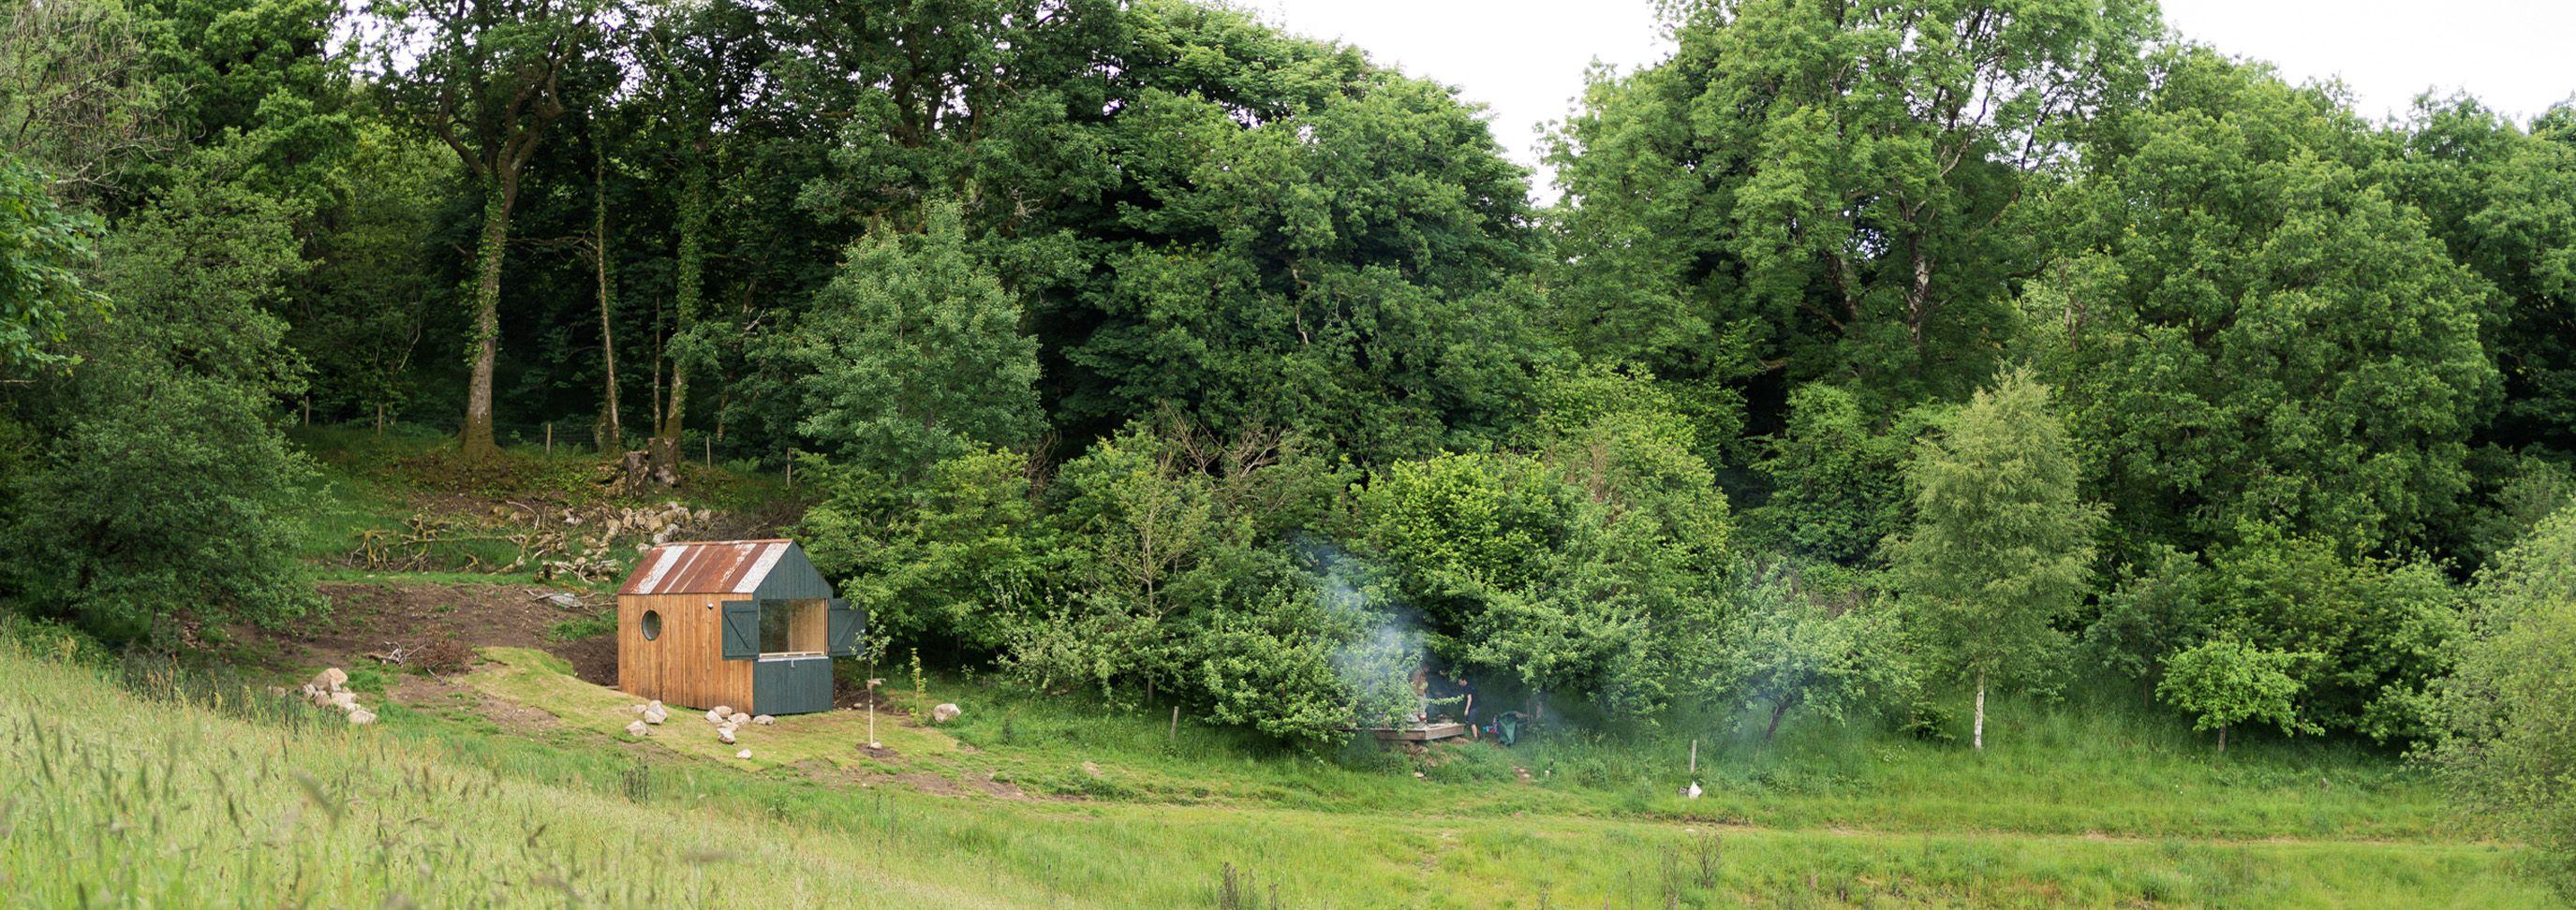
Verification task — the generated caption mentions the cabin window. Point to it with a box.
[640,609,661,641]
[759,599,827,655]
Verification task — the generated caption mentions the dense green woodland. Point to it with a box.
[3,0,2575,892]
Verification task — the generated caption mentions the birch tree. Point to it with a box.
[1890,369,2101,749]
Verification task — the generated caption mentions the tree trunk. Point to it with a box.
[462,181,516,460]
[1906,241,1932,350]
[1972,670,1987,752]
[1763,697,1795,742]
[2217,725,2227,755]
[651,159,710,476]
[649,299,664,436]
[593,138,620,453]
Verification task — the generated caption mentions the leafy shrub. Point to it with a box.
[2157,637,2318,753]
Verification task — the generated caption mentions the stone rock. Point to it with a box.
[707,707,732,724]
[931,703,961,724]
[312,668,348,691]
[301,684,328,707]
[626,720,650,738]
[329,691,359,711]
[751,714,776,726]
[642,707,668,726]
[629,702,648,715]
[718,727,736,744]
[347,708,378,726]
[735,749,752,759]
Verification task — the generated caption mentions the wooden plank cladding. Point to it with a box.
[615,540,852,714]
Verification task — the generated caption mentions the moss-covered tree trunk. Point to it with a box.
[651,157,708,476]
[462,181,515,460]
[593,137,620,452]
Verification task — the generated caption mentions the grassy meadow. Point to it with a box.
[0,624,2550,908]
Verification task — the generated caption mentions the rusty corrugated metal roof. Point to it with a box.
[619,539,793,595]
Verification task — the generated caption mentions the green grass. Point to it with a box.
[0,624,2545,907]
[546,609,617,642]
[851,669,2464,844]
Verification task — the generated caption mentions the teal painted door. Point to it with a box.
[753,655,833,715]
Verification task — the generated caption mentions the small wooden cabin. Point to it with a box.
[616,539,858,715]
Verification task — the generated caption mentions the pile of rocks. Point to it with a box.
[703,705,775,749]
[299,668,377,726]
[624,699,671,737]
[626,701,771,757]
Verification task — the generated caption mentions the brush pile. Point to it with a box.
[347,499,719,580]
[528,502,713,581]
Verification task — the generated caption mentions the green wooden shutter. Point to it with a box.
[826,598,858,657]
[720,600,758,660]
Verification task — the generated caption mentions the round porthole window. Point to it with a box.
[640,609,662,641]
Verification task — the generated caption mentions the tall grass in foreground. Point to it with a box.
[0,632,1028,908]
[0,630,2553,907]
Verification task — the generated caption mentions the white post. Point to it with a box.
[866,676,881,750]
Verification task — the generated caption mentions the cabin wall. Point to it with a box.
[617,592,753,711]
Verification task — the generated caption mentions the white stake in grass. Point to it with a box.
[866,676,885,750]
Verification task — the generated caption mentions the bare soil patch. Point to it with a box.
[233,580,617,685]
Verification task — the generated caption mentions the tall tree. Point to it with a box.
[784,0,1545,462]
[133,0,351,201]
[636,0,770,470]
[2020,51,2499,560]
[1547,0,2160,420]
[368,0,600,458]
[782,202,1043,478]
[1890,369,2101,749]
[2380,97,2576,455]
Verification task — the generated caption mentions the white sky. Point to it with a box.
[1251,0,2576,199]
